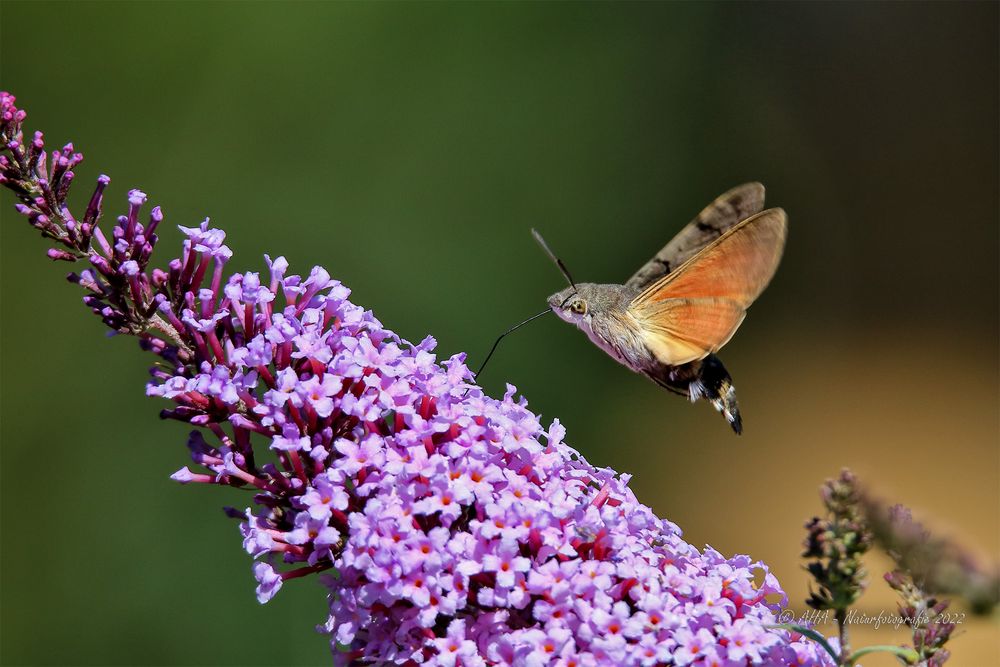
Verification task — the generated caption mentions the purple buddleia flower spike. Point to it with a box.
[0,91,835,666]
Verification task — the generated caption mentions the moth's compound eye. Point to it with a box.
[570,299,587,315]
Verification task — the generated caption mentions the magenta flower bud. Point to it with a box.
[46,248,76,261]
[83,175,109,228]
[147,205,163,235]
[170,466,213,484]
[56,170,74,201]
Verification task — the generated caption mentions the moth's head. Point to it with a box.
[547,284,596,325]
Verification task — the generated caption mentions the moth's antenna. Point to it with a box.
[474,309,551,381]
[532,228,577,290]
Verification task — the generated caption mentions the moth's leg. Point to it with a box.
[648,375,689,398]
[645,362,698,398]
[647,357,742,434]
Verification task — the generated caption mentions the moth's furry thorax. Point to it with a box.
[547,283,649,370]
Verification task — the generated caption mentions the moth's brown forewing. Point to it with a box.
[625,182,766,292]
[628,209,786,366]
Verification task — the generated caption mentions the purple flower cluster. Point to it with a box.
[1,91,834,666]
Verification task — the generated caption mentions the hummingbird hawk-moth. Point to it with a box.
[536,182,786,434]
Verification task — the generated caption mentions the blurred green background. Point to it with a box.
[1,2,997,665]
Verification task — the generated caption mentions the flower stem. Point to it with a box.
[836,608,850,665]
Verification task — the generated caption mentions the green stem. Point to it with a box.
[846,645,920,665]
[836,608,850,666]
[146,314,193,358]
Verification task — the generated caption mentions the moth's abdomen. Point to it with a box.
[696,355,742,434]
[644,354,743,434]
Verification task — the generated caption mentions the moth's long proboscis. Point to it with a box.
[474,309,552,381]
[531,228,577,290]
